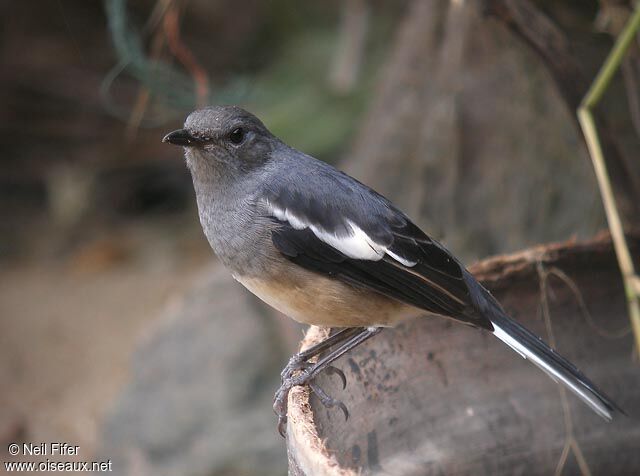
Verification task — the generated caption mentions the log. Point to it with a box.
[286,232,640,475]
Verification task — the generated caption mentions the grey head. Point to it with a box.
[163,105,278,182]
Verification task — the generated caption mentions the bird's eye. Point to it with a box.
[229,127,245,145]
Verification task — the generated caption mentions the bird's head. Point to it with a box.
[163,105,276,179]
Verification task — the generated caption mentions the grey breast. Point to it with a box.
[194,175,281,278]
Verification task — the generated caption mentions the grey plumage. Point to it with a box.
[164,105,622,424]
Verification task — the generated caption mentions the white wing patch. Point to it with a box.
[266,201,417,266]
[386,249,418,267]
[270,205,307,230]
[317,219,385,261]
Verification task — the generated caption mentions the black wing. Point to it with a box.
[264,182,492,330]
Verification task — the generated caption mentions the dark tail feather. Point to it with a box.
[463,271,623,420]
[490,311,622,420]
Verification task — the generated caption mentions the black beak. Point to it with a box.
[162,129,201,146]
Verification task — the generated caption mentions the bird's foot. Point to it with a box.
[274,355,348,437]
[308,381,349,420]
[279,354,311,381]
[273,366,312,437]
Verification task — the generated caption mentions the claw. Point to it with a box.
[273,387,290,438]
[324,365,347,390]
[277,416,287,438]
[339,401,350,421]
[308,381,350,421]
[273,366,314,438]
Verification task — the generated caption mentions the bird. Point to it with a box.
[163,105,622,436]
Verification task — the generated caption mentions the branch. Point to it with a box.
[577,5,640,355]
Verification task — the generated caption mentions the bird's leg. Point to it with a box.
[279,327,358,382]
[274,326,383,436]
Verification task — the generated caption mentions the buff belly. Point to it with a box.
[234,267,417,327]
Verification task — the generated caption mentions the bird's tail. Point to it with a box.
[463,271,623,420]
[490,311,621,420]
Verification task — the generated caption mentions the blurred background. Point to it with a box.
[1,0,639,474]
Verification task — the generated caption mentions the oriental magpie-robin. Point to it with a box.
[164,105,622,436]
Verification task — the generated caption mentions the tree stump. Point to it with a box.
[286,233,640,475]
